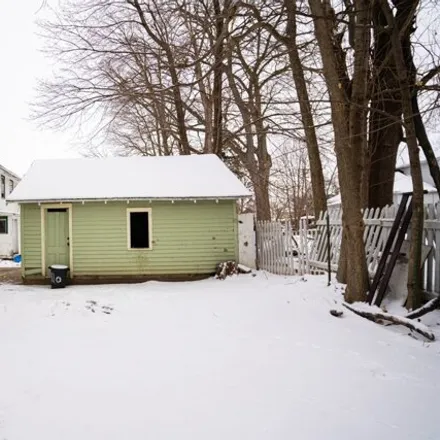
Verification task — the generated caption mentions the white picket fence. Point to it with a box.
[256,219,321,276]
[256,203,440,295]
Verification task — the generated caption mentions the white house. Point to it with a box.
[328,171,438,208]
[396,155,440,196]
[0,164,20,257]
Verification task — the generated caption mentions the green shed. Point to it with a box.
[8,155,251,283]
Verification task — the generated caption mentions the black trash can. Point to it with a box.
[49,265,69,289]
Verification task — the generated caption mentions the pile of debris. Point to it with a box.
[215,261,252,280]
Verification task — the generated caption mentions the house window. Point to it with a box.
[1,176,4,198]
[127,209,151,249]
[9,180,14,194]
[0,216,8,234]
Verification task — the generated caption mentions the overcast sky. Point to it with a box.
[1,1,80,177]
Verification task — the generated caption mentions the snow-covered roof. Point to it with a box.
[8,155,251,203]
[396,155,440,170]
[327,194,341,206]
[327,172,437,206]
[393,171,436,194]
[0,164,20,181]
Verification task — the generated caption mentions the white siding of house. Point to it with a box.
[0,166,20,257]
[398,162,439,204]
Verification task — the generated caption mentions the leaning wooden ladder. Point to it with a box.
[366,193,413,306]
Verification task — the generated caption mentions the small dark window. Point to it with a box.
[1,176,5,199]
[129,211,150,249]
[9,180,14,194]
[0,216,8,234]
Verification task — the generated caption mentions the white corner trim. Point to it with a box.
[40,203,73,277]
[126,207,153,251]
[40,206,45,276]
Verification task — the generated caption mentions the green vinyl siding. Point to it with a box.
[71,200,237,275]
[21,204,42,275]
[21,200,238,277]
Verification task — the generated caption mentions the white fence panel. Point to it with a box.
[256,203,440,295]
[256,221,301,275]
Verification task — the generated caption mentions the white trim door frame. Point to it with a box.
[126,207,153,250]
[40,203,73,277]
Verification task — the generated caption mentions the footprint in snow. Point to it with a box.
[85,300,114,315]
[101,305,113,315]
[85,300,98,313]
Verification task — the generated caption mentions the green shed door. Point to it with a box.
[46,209,69,268]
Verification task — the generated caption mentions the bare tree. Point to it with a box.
[223,19,287,220]
[270,142,316,228]
[379,0,424,310]
[238,0,328,218]
[367,1,440,209]
[308,0,371,302]
[367,2,404,208]
[35,0,298,219]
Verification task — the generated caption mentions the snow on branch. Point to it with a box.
[343,303,435,341]
[405,296,440,320]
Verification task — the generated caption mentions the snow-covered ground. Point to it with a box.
[0,273,439,440]
[0,259,20,268]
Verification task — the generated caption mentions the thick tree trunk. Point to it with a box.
[380,0,423,310]
[368,4,401,208]
[360,148,370,208]
[190,36,213,154]
[166,51,192,155]
[368,133,400,208]
[342,206,369,303]
[211,0,231,156]
[368,2,419,209]
[405,153,424,311]
[336,236,348,283]
[224,37,273,222]
[252,174,271,221]
[308,0,369,302]
[343,0,371,302]
[253,124,272,221]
